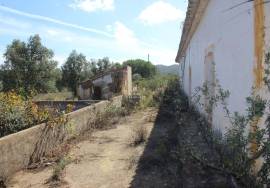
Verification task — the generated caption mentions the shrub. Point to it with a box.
[93,104,126,130]
[51,157,71,181]
[0,92,38,137]
[134,75,179,109]
[0,91,66,137]
[130,125,148,146]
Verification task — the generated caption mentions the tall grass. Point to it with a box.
[134,74,178,109]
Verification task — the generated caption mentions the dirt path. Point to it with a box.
[7,109,157,188]
[7,81,238,188]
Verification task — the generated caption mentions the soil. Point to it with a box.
[6,84,238,188]
[7,109,157,188]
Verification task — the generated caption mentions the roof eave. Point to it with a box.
[175,0,209,63]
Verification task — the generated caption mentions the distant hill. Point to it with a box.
[156,64,179,75]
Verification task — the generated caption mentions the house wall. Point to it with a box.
[180,0,255,133]
[266,3,270,51]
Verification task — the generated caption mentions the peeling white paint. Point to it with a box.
[180,0,255,133]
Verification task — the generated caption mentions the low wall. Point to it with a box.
[0,96,122,179]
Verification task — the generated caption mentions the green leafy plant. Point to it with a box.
[188,52,270,187]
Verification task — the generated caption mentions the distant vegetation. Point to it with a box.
[123,59,157,78]
[0,34,162,98]
[156,64,179,75]
[0,35,121,96]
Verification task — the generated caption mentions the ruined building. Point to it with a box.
[77,66,132,100]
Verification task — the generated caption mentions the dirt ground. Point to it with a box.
[7,109,158,188]
[6,82,238,188]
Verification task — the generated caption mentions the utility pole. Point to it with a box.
[147,54,150,63]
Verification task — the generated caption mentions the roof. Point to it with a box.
[79,66,128,86]
[175,0,209,63]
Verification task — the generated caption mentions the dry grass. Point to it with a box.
[33,92,74,101]
[130,125,148,146]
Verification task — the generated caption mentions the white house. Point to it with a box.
[176,0,270,134]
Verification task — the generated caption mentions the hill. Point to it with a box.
[156,64,179,75]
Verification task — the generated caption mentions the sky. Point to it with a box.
[0,0,187,66]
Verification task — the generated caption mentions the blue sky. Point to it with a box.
[0,0,187,66]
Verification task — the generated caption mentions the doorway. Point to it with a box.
[93,86,102,100]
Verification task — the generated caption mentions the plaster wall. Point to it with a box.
[265,2,270,51]
[181,0,255,133]
[92,74,113,86]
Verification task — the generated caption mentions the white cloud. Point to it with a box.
[112,21,176,65]
[114,22,139,49]
[0,13,176,66]
[106,24,113,32]
[54,55,66,65]
[138,1,185,25]
[69,0,114,12]
[0,5,113,38]
[47,29,59,36]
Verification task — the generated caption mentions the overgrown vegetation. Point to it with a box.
[93,104,127,130]
[0,92,44,137]
[0,91,73,138]
[133,74,178,109]
[187,52,270,187]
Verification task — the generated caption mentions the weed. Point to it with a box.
[94,104,126,130]
[46,156,71,185]
[130,125,148,146]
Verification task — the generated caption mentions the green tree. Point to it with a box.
[53,68,64,92]
[111,62,122,69]
[123,59,156,78]
[1,35,58,94]
[61,50,87,96]
[97,57,111,72]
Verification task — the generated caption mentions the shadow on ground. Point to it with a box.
[129,80,237,188]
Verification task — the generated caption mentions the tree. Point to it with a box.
[61,50,87,96]
[123,59,156,78]
[97,57,111,72]
[1,35,58,94]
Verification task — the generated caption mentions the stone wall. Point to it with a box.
[0,96,122,179]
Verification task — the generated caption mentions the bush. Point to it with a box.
[0,91,64,137]
[0,92,37,137]
[94,104,126,130]
[134,75,179,109]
